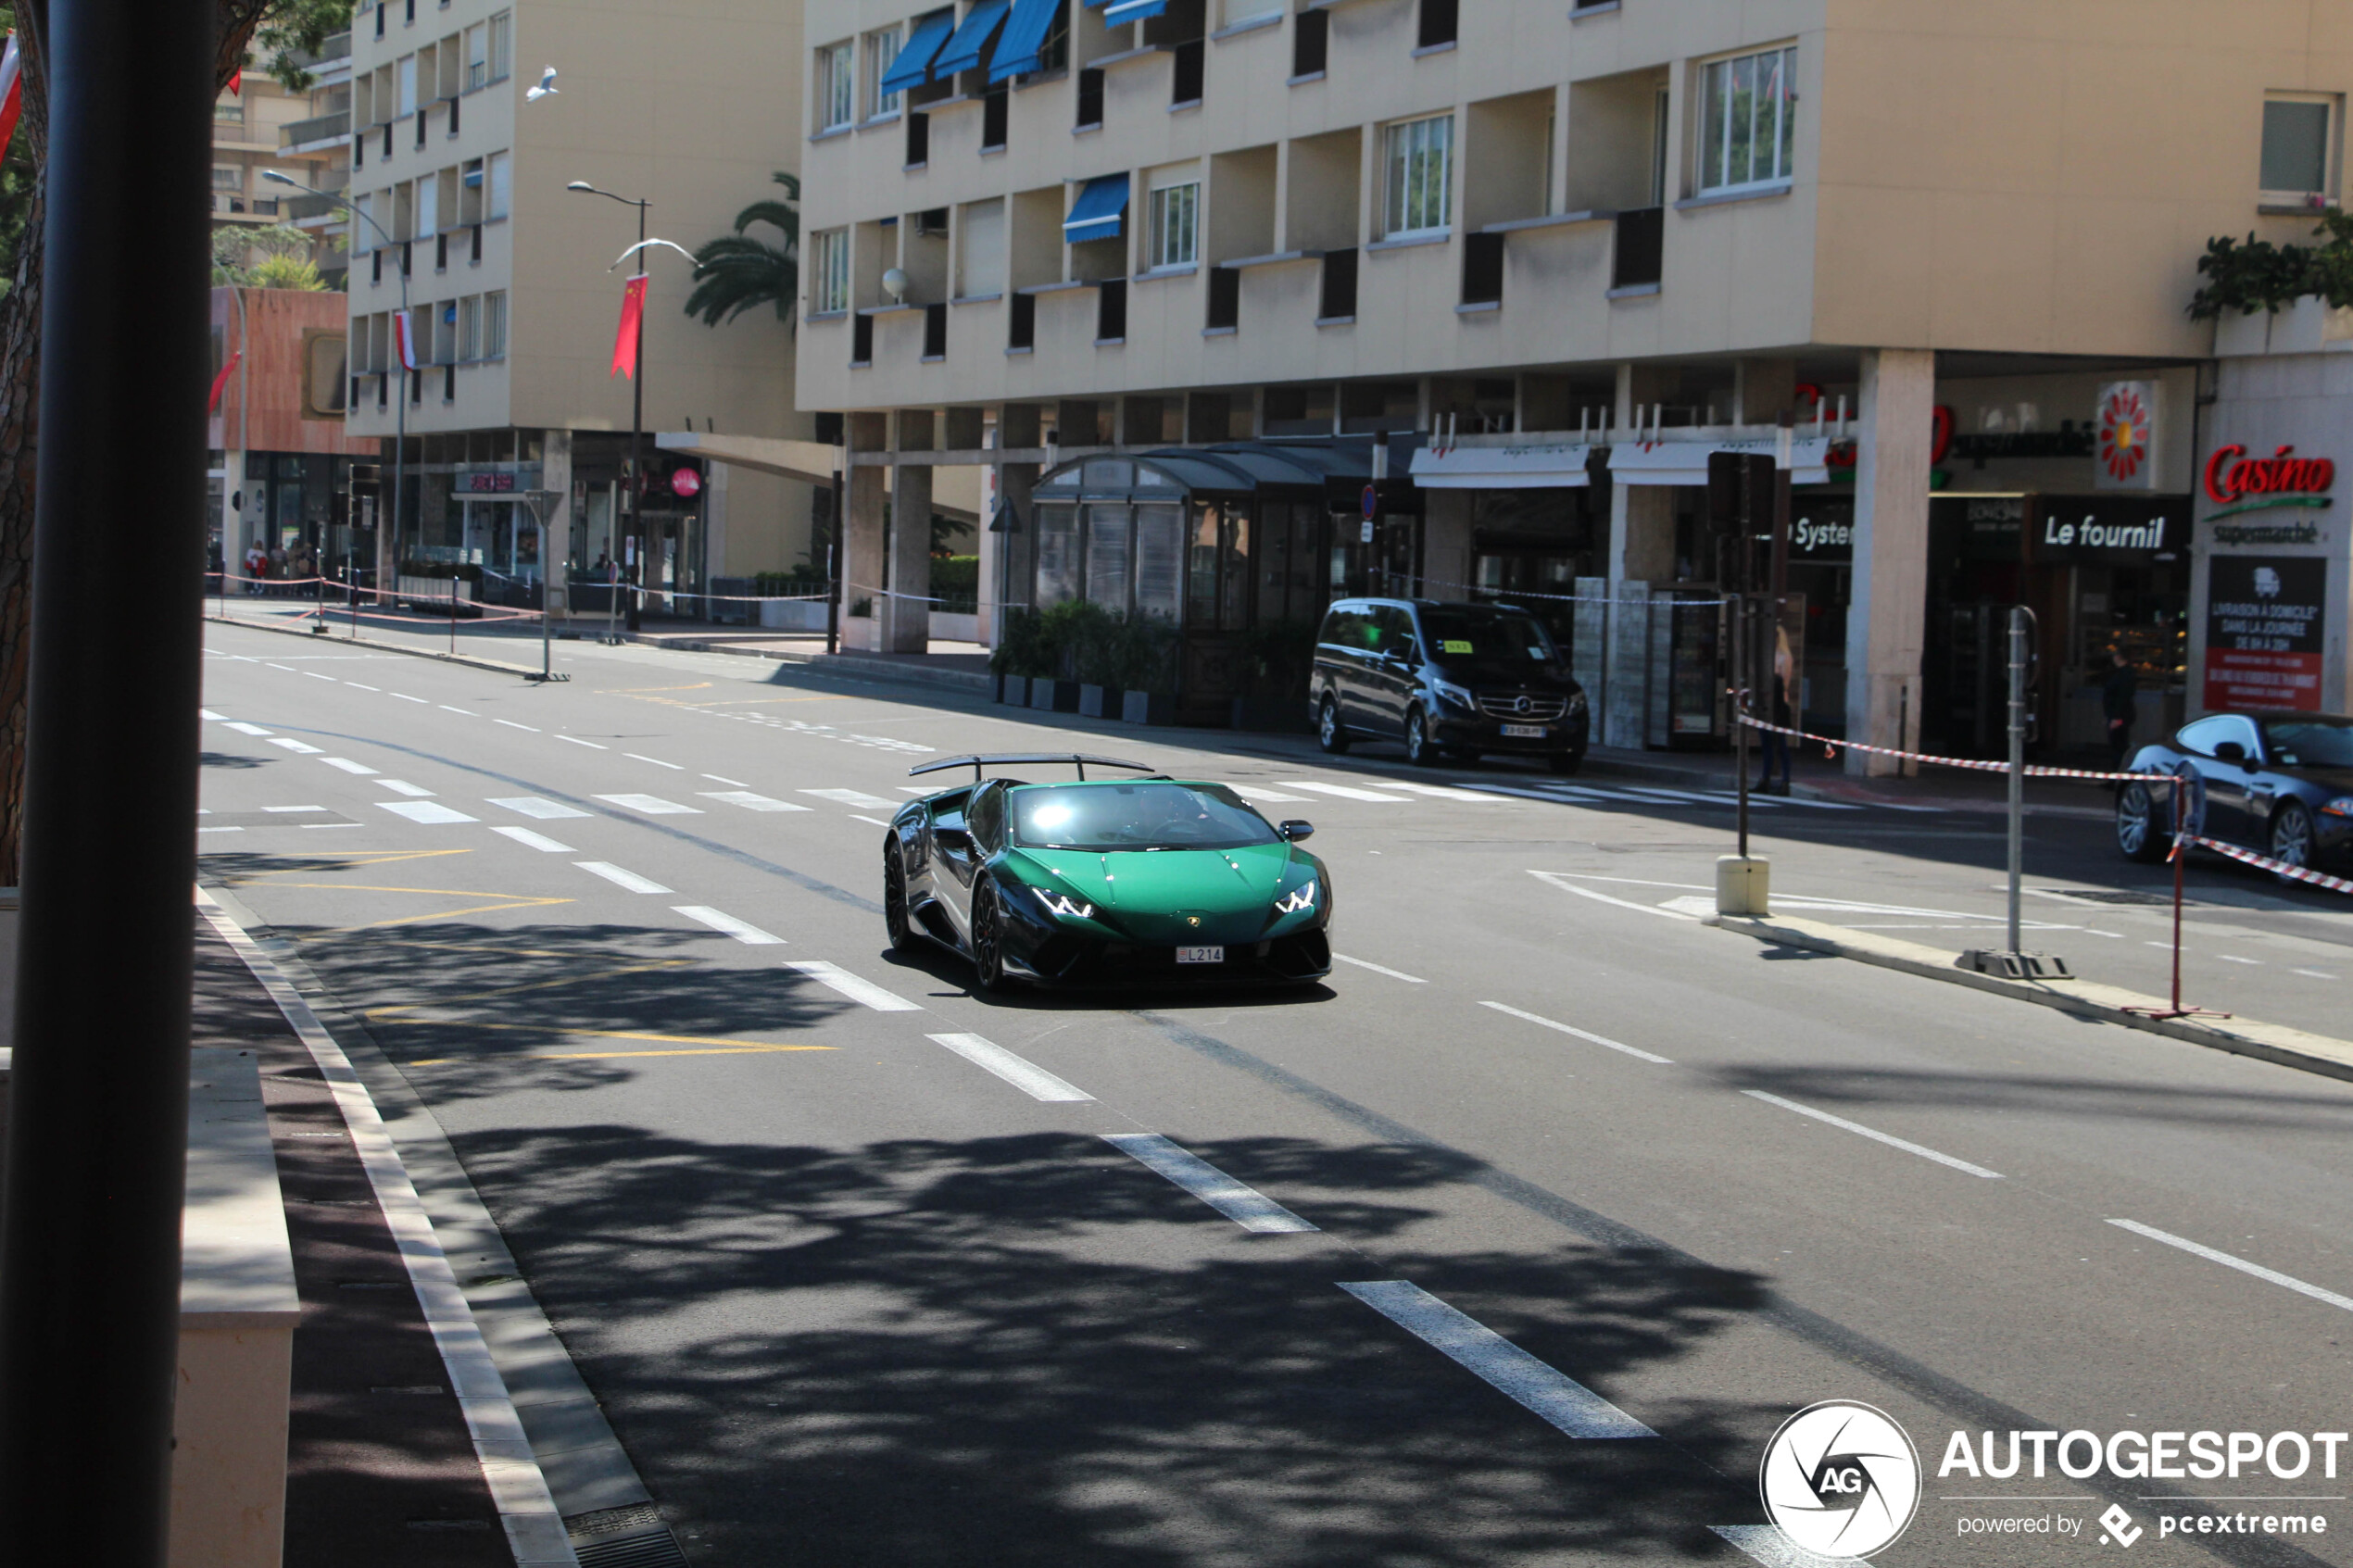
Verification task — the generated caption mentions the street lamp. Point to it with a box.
[263,168,406,617]
[568,180,652,631]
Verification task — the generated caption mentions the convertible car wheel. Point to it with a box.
[884,839,917,952]
[970,882,1012,993]
[2271,800,2317,876]
[2115,781,2170,864]
[1317,696,1351,755]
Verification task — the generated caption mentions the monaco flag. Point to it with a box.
[0,34,23,167]
[393,310,419,371]
[611,273,648,379]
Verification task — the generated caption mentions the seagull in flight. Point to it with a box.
[525,66,558,102]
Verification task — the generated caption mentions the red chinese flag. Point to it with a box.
[208,350,243,414]
[0,34,23,166]
[611,274,648,380]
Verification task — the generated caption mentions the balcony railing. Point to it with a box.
[284,192,340,222]
[288,31,351,69]
[280,109,351,149]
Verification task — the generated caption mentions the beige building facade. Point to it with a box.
[213,33,354,284]
[340,0,816,610]
[794,0,2353,765]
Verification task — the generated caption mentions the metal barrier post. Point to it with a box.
[2006,605,2026,953]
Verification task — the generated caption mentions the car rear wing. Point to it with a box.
[910,754,1165,783]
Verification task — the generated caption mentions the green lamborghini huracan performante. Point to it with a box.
[882,755,1333,991]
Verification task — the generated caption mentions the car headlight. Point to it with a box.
[1035,889,1094,920]
[1567,690,1589,714]
[1431,681,1475,712]
[2322,796,2353,819]
[1272,880,1317,915]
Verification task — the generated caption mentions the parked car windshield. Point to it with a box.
[2262,717,2353,769]
[1010,783,1279,851]
[1416,607,1560,665]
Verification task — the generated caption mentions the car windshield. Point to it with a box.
[1010,783,1278,851]
[2262,718,2353,769]
[1416,607,1559,664]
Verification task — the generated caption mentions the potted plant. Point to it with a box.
[2192,212,2353,354]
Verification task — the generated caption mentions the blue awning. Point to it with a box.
[1064,174,1129,245]
[880,10,956,94]
[989,0,1063,81]
[1100,0,1167,21]
[932,0,1010,77]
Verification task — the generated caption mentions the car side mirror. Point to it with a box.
[2214,741,2246,763]
[1277,820,1315,842]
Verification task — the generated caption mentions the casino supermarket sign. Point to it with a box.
[2204,443,2336,521]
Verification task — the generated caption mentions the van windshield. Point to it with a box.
[1010,783,1279,851]
[1416,607,1559,665]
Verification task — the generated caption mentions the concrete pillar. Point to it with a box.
[994,403,1041,641]
[846,412,887,652]
[1733,358,1797,427]
[1844,348,1935,776]
[1422,489,1472,601]
[886,408,936,654]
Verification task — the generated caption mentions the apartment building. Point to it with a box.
[796,0,2353,763]
[341,0,812,608]
[212,33,354,283]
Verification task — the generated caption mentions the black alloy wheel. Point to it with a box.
[1404,707,1438,767]
[2115,781,2169,864]
[971,881,1010,992]
[884,838,916,951]
[1318,696,1351,754]
[2271,800,2318,877]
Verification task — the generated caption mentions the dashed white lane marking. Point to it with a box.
[1334,954,1426,983]
[438,705,476,717]
[556,734,607,748]
[595,794,701,816]
[787,960,922,1012]
[377,780,434,797]
[345,683,379,691]
[1743,1091,2003,1179]
[495,719,538,732]
[1227,784,1315,804]
[392,693,428,704]
[489,797,591,820]
[379,801,478,825]
[302,671,337,683]
[1379,781,1510,803]
[267,737,324,754]
[625,753,684,770]
[1277,780,1413,803]
[197,825,245,834]
[673,906,785,946]
[263,805,328,814]
[926,1032,1092,1101]
[1102,1134,1318,1233]
[2219,955,2262,965]
[266,663,296,671]
[1478,1001,1673,1064]
[851,815,894,829]
[224,721,272,735]
[1711,1524,1868,1567]
[800,788,898,809]
[698,791,810,813]
[1338,1281,1656,1439]
[2108,1219,2353,1314]
[573,861,673,895]
[490,825,574,853]
[321,758,377,775]
[2296,969,2340,980]
[200,709,225,721]
[704,773,747,786]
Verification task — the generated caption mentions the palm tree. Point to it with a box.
[684,171,799,329]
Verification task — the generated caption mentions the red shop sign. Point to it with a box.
[2203,443,2335,515]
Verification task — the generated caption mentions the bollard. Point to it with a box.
[1716,855,1770,918]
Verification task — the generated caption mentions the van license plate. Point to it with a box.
[1176,947,1225,965]
[1501,723,1548,738]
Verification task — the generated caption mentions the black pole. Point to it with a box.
[826,467,842,656]
[0,0,210,1555]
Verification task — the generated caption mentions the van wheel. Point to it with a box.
[1317,696,1351,754]
[1405,708,1439,767]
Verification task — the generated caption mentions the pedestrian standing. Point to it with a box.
[1755,626,1795,794]
[2102,648,2140,769]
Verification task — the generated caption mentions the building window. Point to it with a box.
[212,164,245,191]
[396,54,419,116]
[865,26,903,119]
[486,150,510,219]
[1417,0,1457,50]
[818,41,856,131]
[214,99,245,124]
[465,23,486,89]
[811,227,850,314]
[1384,114,1453,237]
[459,295,481,359]
[1698,44,1797,195]
[1149,182,1199,270]
[2262,94,2337,202]
[482,291,507,358]
[485,12,511,82]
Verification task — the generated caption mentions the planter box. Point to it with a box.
[2213,294,2353,357]
[1079,684,1121,719]
[1122,690,1176,725]
[759,598,830,632]
[930,611,980,644]
[998,673,1027,706]
[1029,678,1080,713]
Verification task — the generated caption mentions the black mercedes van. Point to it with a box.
[1309,598,1590,771]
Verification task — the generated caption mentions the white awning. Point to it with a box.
[1409,444,1597,489]
[1607,435,1831,486]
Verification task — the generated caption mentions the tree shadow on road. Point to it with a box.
[1705,1061,2353,1135]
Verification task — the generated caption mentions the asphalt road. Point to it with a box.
[198,620,2353,1568]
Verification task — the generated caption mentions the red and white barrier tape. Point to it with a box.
[1735,715,2154,784]
[2181,834,2353,896]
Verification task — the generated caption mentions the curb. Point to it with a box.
[1708,910,2353,1085]
[208,612,560,682]
[627,633,999,693]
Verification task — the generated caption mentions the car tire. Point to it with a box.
[2271,800,2318,878]
[1549,750,1584,777]
[970,881,1012,993]
[1404,707,1440,767]
[2115,781,2170,864]
[884,837,918,952]
[1317,696,1351,754]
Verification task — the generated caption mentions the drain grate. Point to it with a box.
[570,1504,691,1568]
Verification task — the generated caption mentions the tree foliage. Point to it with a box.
[2189,211,2353,319]
[684,171,799,328]
[212,221,317,284]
